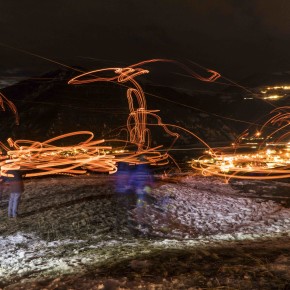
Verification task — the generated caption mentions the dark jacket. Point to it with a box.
[7,170,24,193]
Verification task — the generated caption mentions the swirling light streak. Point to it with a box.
[68,60,219,163]
[260,107,290,143]
[0,132,174,178]
[191,148,290,182]
[69,66,175,155]
[0,132,117,177]
[0,60,221,177]
[5,42,290,180]
[191,107,290,181]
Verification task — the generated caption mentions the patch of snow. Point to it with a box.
[132,176,290,239]
[0,232,85,283]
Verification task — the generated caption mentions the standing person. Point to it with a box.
[6,168,24,218]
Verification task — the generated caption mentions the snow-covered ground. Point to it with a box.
[1,174,290,286]
[134,176,290,238]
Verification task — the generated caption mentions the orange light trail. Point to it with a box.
[68,60,219,163]
[68,65,178,159]
[191,107,290,182]
[2,59,290,182]
[0,132,174,177]
[0,60,221,176]
[2,40,288,180]
[7,59,288,181]
[0,131,116,177]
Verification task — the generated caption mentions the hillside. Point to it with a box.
[0,69,236,147]
[1,68,288,154]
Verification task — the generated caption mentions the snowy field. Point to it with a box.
[1,174,290,287]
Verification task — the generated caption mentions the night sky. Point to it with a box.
[1,0,290,86]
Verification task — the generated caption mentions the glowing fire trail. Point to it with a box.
[0,60,220,177]
[68,60,220,163]
[191,107,290,182]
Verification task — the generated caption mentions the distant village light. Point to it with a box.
[263,94,283,100]
[256,84,290,101]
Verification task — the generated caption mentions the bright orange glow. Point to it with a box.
[2,62,290,182]
[0,132,115,177]
[68,60,220,165]
[191,107,290,181]
[1,60,220,176]
[14,60,286,181]
[0,132,176,177]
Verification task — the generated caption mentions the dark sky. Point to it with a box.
[1,0,290,86]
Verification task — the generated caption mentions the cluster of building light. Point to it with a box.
[263,95,284,100]
[237,132,267,149]
[263,85,290,91]
[243,85,290,101]
[260,85,290,100]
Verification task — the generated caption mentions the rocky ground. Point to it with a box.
[1,173,290,289]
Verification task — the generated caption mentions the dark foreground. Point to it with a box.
[4,237,290,290]
[1,174,290,289]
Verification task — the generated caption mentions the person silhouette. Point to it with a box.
[129,160,153,228]
[4,167,24,218]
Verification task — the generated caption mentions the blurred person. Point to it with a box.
[114,162,132,194]
[5,168,24,218]
[130,162,153,196]
[129,161,154,229]
[114,162,135,231]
